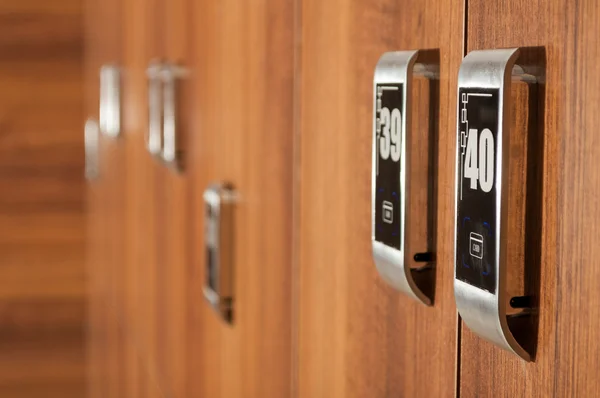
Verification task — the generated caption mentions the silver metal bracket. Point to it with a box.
[372,50,439,306]
[99,65,121,138]
[147,61,164,157]
[203,183,237,323]
[146,61,188,171]
[454,48,541,361]
[84,118,100,180]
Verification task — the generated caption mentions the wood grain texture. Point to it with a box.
[0,0,85,397]
[297,1,463,397]
[84,0,127,396]
[0,1,80,60]
[460,1,600,397]
[87,0,194,394]
[187,0,295,397]
[121,0,165,395]
[120,0,165,396]
[153,0,190,396]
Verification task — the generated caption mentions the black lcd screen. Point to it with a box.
[456,88,499,293]
[374,83,403,250]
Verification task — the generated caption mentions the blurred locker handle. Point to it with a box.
[99,65,121,138]
[146,61,188,170]
[161,62,189,171]
[146,61,164,157]
[84,118,100,180]
[203,183,237,323]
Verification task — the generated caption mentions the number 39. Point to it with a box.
[379,107,401,162]
[464,128,494,193]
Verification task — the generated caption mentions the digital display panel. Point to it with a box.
[456,88,499,293]
[374,83,403,250]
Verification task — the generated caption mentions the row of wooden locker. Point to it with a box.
[85,0,600,397]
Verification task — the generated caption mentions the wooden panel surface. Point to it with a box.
[120,0,164,394]
[460,1,600,397]
[104,0,166,396]
[86,0,195,394]
[84,0,126,396]
[187,0,296,397]
[153,0,190,396]
[0,0,85,397]
[297,1,463,397]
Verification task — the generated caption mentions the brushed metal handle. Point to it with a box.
[84,118,100,180]
[161,62,188,171]
[454,48,541,361]
[372,50,439,306]
[146,61,164,157]
[99,65,121,138]
[146,61,188,170]
[203,183,237,323]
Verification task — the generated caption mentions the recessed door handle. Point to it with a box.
[372,50,439,305]
[146,61,188,171]
[99,65,121,138]
[203,183,237,323]
[147,61,165,157]
[161,62,188,170]
[84,118,100,180]
[454,48,542,361]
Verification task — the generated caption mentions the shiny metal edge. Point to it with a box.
[203,183,236,205]
[146,61,164,156]
[454,48,531,361]
[162,67,178,166]
[203,183,236,322]
[202,286,220,306]
[161,63,189,170]
[84,118,100,180]
[372,50,432,306]
[99,65,121,138]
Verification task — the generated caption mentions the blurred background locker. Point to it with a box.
[1,0,600,397]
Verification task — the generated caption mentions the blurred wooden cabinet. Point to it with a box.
[85,0,600,397]
[86,0,295,397]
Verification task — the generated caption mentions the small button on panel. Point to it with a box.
[469,232,483,260]
[458,214,494,291]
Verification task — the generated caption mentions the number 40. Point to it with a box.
[464,128,494,193]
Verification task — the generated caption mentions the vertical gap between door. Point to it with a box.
[290,0,303,396]
[456,0,468,397]
[456,315,462,398]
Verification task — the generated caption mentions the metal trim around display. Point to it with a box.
[372,50,438,306]
[454,48,538,361]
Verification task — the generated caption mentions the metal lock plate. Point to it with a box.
[203,183,236,323]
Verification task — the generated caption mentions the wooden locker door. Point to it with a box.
[459,1,600,397]
[152,0,192,396]
[84,0,126,396]
[297,1,463,397]
[187,0,296,397]
[120,0,167,396]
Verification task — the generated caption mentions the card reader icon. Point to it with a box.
[469,232,484,259]
[382,201,394,224]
